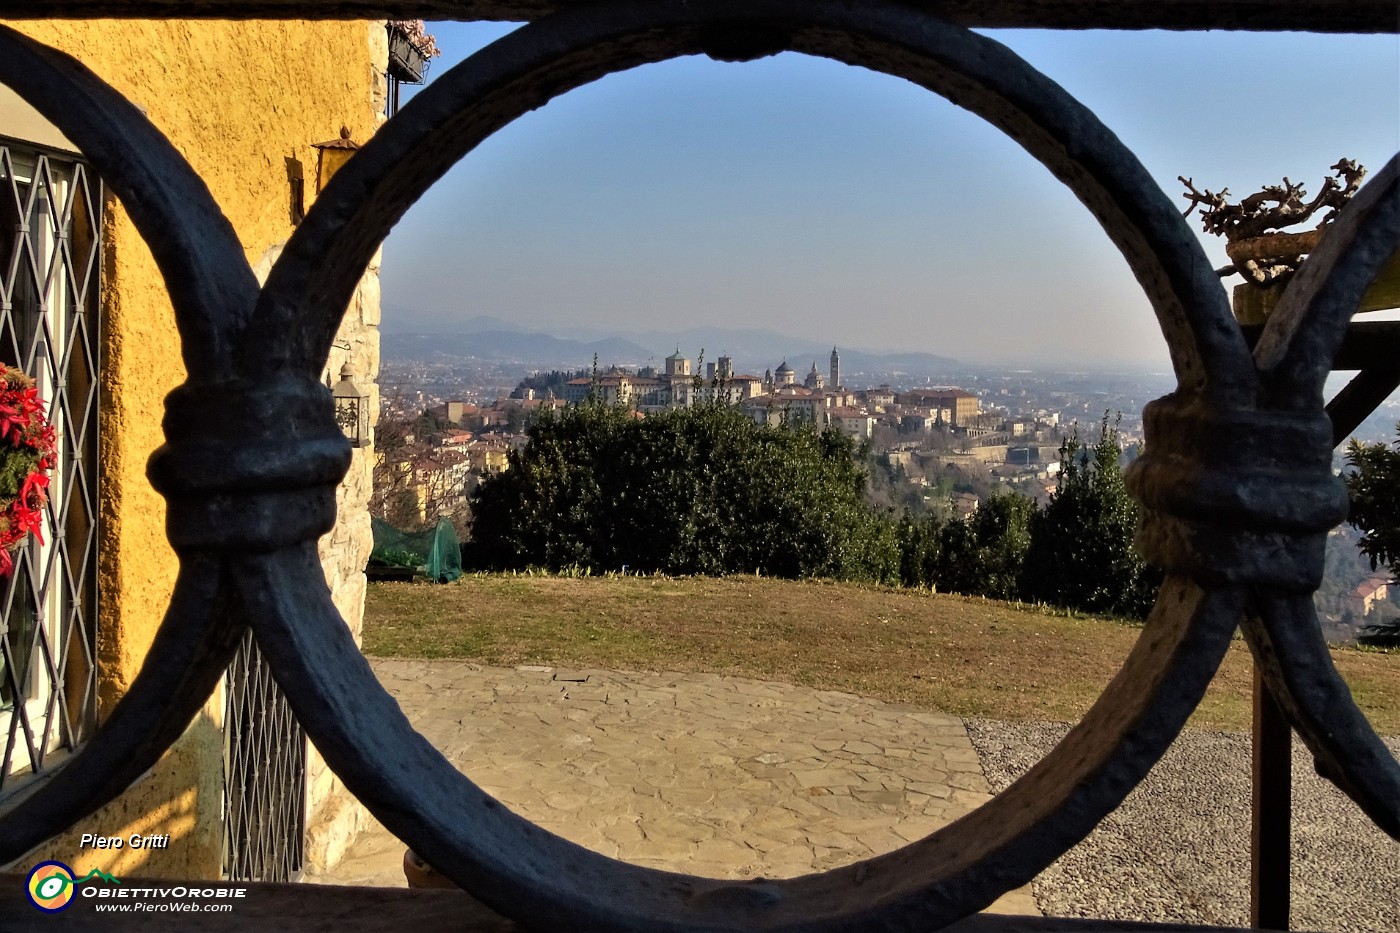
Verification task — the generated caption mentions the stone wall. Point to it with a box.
[301,22,387,872]
[307,248,384,872]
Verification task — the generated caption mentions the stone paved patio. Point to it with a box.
[306,658,1038,916]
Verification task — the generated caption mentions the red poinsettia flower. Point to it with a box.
[0,401,21,444]
[0,365,56,576]
[16,471,49,543]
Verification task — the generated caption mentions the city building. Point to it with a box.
[559,353,762,410]
[829,407,875,439]
[897,388,981,427]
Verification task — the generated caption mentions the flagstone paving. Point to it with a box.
[306,658,1039,916]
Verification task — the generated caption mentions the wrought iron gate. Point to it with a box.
[221,628,306,882]
[0,4,1396,931]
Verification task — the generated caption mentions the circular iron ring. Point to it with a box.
[248,2,1265,928]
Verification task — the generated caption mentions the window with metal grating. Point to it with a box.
[221,630,307,882]
[0,139,101,796]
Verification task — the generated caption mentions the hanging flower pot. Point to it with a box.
[0,366,57,578]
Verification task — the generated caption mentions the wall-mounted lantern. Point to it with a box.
[311,126,360,193]
[332,362,370,448]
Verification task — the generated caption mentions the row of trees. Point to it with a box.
[466,404,1162,619]
[467,404,898,581]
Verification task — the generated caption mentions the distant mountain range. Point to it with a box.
[381,315,963,379]
[383,330,653,367]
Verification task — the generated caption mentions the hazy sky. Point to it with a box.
[379,22,1399,368]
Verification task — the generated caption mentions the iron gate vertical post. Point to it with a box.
[1252,666,1292,929]
[1237,289,1292,931]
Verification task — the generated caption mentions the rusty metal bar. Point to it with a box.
[0,0,1394,32]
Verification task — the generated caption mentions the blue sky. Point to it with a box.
[380,22,1399,369]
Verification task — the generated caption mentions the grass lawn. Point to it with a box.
[364,573,1399,733]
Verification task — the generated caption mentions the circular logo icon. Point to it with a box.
[26,861,76,912]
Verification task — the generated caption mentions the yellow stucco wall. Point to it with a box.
[2,19,383,879]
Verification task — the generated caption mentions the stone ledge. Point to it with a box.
[0,877,1271,932]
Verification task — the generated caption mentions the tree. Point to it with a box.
[1019,413,1161,619]
[414,405,449,437]
[932,516,982,596]
[966,492,1035,600]
[897,514,942,588]
[895,492,1033,599]
[464,403,899,583]
[1345,427,1400,646]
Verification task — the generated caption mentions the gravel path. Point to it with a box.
[966,720,1400,932]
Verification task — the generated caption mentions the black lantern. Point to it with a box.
[332,362,370,448]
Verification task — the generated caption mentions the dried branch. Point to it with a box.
[1179,158,1367,286]
[1179,176,1229,222]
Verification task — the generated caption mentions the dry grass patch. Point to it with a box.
[364,574,1399,733]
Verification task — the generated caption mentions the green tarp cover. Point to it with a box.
[370,516,462,583]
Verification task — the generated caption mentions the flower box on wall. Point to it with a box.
[387,26,426,83]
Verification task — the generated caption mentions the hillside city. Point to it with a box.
[372,337,1400,646]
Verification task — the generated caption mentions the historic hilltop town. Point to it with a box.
[372,346,1058,532]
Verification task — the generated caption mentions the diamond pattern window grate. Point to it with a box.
[0,141,100,796]
[221,628,307,882]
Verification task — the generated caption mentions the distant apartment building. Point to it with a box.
[518,397,567,418]
[740,386,825,427]
[829,407,874,439]
[862,385,896,411]
[562,377,592,404]
[897,388,980,428]
[437,430,475,450]
[465,438,512,475]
